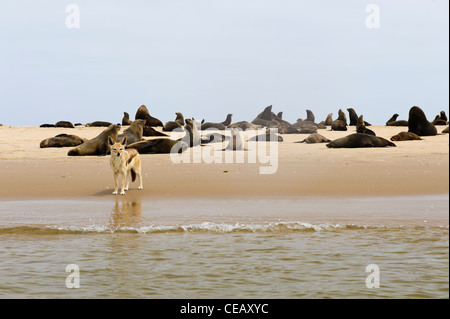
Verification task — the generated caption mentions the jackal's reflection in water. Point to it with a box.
[109,198,143,229]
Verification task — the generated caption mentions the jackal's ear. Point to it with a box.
[108,136,115,146]
[119,136,127,145]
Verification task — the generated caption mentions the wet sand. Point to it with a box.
[0,125,448,200]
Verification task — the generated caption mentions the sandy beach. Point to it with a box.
[0,124,448,200]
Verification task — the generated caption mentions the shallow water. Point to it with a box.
[0,196,448,298]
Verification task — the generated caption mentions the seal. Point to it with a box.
[163,112,185,131]
[122,112,131,126]
[408,106,437,136]
[135,105,163,127]
[223,128,247,150]
[142,126,168,137]
[126,138,188,154]
[386,114,408,126]
[251,105,278,126]
[228,121,262,131]
[337,109,347,125]
[326,133,396,148]
[390,131,422,141]
[297,124,317,134]
[184,118,201,147]
[67,124,121,156]
[347,108,359,126]
[117,119,145,145]
[40,124,56,128]
[201,132,230,144]
[331,109,347,131]
[55,121,74,128]
[442,126,449,134]
[431,111,448,125]
[40,134,87,148]
[86,121,113,127]
[248,128,283,142]
[201,114,233,130]
[331,120,347,131]
[306,110,315,123]
[356,115,375,136]
[324,113,333,126]
[296,133,331,144]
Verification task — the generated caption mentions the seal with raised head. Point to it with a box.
[40,134,87,148]
[163,112,185,132]
[68,124,121,156]
[122,112,131,126]
[184,118,201,147]
[296,133,331,144]
[386,114,408,126]
[390,131,422,141]
[324,113,333,126]
[306,110,315,123]
[356,115,375,136]
[347,108,359,126]
[135,105,163,127]
[326,133,396,148]
[201,114,233,130]
[251,105,278,126]
[408,106,437,136]
[431,114,448,126]
[331,109,348,131]
[126,138,187,154]
[117,119,145,145]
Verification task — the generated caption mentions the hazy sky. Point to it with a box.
[0,0,448,126]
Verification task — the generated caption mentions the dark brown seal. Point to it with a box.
[408,106,437,136]
[55,121,74,128]
[356,115,375,136]
[296,133,331,143]
[68,124,121,156]
[86,121,112,127]
[326,133,396,148]
[117,119,145,145]
[126,138,187,154]
[135,105,163,127]
[163,112,185,131]
[122,112,131,125]
[390,131,422,141]
[40,134,87,148]
[386,114,408,126]
[201,114,233,130]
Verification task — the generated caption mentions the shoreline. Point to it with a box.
[0,125,448,201]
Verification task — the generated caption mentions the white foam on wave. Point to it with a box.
[40,221,372,234]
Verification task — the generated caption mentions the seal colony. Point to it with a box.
[30,104,446,159]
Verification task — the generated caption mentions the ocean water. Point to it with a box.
[0,196,448,299]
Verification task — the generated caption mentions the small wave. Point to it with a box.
[0,221,431,236]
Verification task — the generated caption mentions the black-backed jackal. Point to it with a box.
[108,136,143,195]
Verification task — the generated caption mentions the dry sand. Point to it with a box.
[0,124,448,201]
